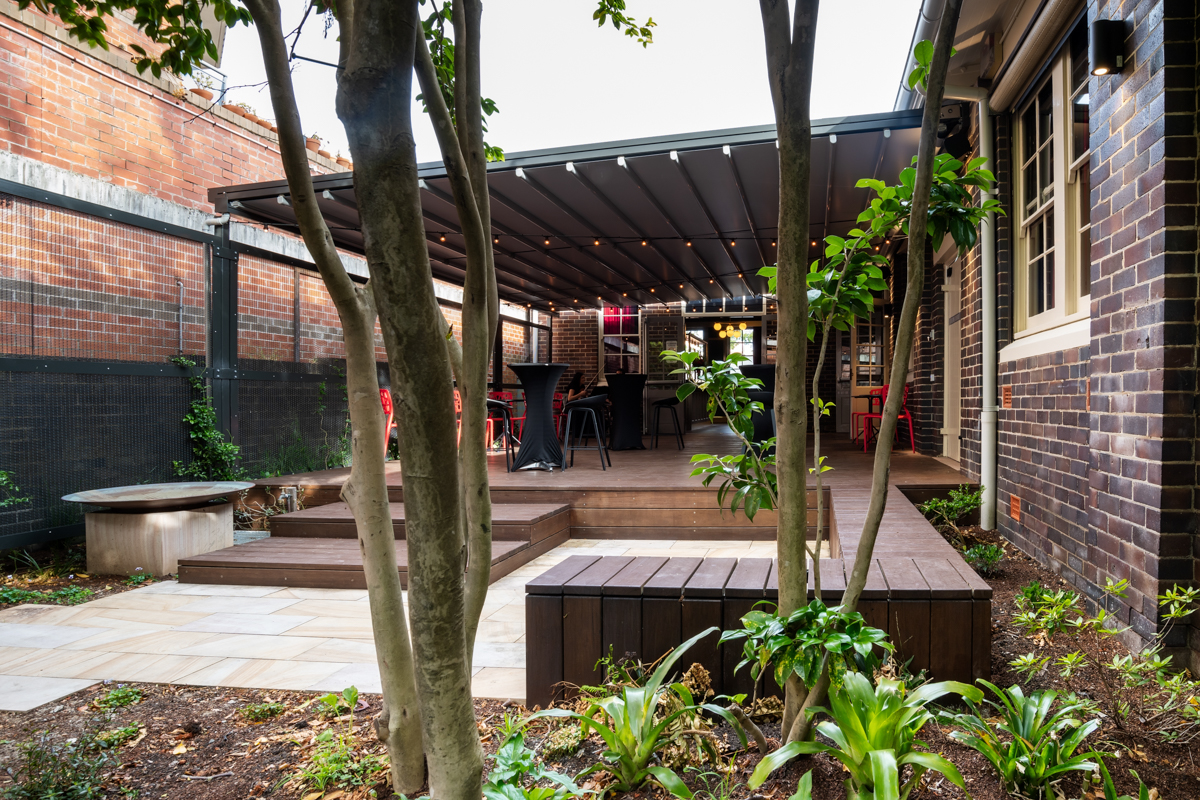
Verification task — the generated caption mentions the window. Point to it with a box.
[854,308,885,387]
[1015,21,1091,335]
[601,306,640,374]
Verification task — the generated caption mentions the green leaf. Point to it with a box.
[646,766,692,799]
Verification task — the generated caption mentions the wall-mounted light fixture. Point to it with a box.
[1090,19,1126,76]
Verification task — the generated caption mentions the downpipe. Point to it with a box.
[944,84,998,531]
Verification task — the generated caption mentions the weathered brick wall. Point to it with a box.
[552,309,599,391]
[998,347,1092,590]
[1086,0,1198,657]
[0,0,339,210]
[911,256,945,455]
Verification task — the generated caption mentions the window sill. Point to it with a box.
[999,317,1090,364]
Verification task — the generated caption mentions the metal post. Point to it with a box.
[208,224,240,441]
[293,267,301,363]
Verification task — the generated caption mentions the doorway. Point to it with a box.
[942,264,962,462]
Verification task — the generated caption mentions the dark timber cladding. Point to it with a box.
[208,110,923,312]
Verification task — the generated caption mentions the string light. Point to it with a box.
[730,240,736,246]
[772,241,776,246]
[544,238,550,246]
[439,234,446,242]
[494,237,499,244]
[594,239,600,245]
[811,240,817,247]
[641,240,647,246]
[709,279,714,284]
[686,241,692,247]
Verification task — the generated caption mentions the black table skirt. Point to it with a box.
[605,373,647,450]
[509,363,568,470]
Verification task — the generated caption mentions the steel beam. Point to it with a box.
[669,151,755,296]
[722,145,773,268]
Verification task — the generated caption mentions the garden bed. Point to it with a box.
[1,546,1197,799]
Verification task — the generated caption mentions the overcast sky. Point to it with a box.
[216,1,922,163]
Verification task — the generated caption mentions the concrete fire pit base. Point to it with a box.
[85,503,234,576]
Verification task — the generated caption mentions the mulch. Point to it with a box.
[2,531,1198,799]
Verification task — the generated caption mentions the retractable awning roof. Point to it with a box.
[209,108,922,312]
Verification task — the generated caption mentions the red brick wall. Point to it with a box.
[552,309,598,391]
[0,2,338,210]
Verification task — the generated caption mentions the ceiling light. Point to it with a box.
[650,288,655,292]
[439,234,446,242]
[642,240,647,246]
[544,238,550,246]
[623,292,627,297]
[686,241,692,247]
[594,239,600,246]
[739,322,747,330]
[811,240,817,247]
[713,322,722,331]
[718,330,726,339]
[494,237,500,244]
[730,240,736,246]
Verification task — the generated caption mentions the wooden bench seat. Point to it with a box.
[525,554,990,708]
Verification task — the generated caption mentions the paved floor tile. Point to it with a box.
[471,667,524,701]
[475,620,524,643]
[177,612,315,636]
[65,607,212,628]
[484,602,525,624]
[281,617,375,640]
[171,584,284,597]
[473,642,524,669]
[0,676,98,712]
[85,593,198,611]
[265,588,369,601]
[0,622,106,648]
[174,633,331,660]
[184,658,348,690]
[271,599,374,619]
[293,638,377,663]
[175,596,302,615]
[307,662,381,693]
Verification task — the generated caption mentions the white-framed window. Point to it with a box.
[600,306,640,375]
[1014,20,1091,336]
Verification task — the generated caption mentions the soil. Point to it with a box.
[1,540,173,611]
[2,532,1198,799]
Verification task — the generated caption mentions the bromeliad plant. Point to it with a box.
[749,672,981,800]
[939,681,1102,800]
[719,599,891,702]
[531,628,746,799]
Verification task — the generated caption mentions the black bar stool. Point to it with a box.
[486,397,517,472]
[561,394,611,470]
[651,396,685,450]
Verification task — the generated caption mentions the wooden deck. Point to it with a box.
[186,424,976,592]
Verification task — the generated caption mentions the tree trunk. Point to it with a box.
[338,0,483,797]
[241,0,426,790]
[810,325,832,596]
[758,0,818,737]
[841,0,964,615]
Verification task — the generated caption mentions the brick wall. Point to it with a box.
[552,309,599,391]
[1086,0,1198,656]
[998,347,1093,592]
[911,254,945,455]
[0,0,339,211]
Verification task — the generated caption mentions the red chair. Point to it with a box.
[489,391,525,442]
[380,388,398,456]
[453,389,463,446]
[851,385,887,444]
[552,392,566,438]
[859,383,916,454]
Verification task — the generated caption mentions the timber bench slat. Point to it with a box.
[525,554,991,708]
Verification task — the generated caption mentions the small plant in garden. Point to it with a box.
[539,722,584,760]
[1056,650,1087,678]
[170,356,245,481]
[240,700,285,722]
[94,685,143,709]
[95,723,143,749]
[720,599,891,701]
[918,483,983,543]
[483,731,586,800]
[315,685,358,718]
[0,469,31,509]
[940,681,1102,800]
[123,569,155,587]
[750,672,981,800]
[0,725,115,800]
[1,585,94,606]
[1011,652,1049,682]
[291,685,386,794]
[1013,587,1083,640]
[1095,762,1158,800]
[531,628,746,798]
[964,543,1004,576]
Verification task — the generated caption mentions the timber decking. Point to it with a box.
[178,529,566,589]
[526,554,991,707]
[269,501,569,543]
[180,501,571,589]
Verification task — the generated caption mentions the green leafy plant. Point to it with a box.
[0,469,31,509]
[1010,652,1049,683]
[94,685,143,709]
[1013,587,1082,640]
[292,685,385,794]
[918,484,983,541]
[0,585,94,606]
[1095,761,1157,800]
[719,599,891,700]
[0,725,116,800]
[95,723,142,749]
[940,681,1101,800]
[531,628,746,798]
[240,700,285,722]
[123,569,155,587]
[170,356,245,481]
[750,672,980,800]
[540,722,584,760]
[315,685,359,719]
[964,543,1004,576]
[1056,650,1087,679]
[483,731,586,800]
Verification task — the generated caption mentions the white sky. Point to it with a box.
[217,0,922,164]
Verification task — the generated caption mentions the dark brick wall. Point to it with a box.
[912,254,945,455]
[998,347,1093,592]
[1087,0,1199,657]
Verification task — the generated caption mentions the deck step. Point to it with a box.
[269,502,569,543]
[177,532,567,590]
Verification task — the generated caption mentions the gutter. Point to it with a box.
[944,85,998,531]
[894,0,949,111]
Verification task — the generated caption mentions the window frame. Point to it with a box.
[1014,42,1091,338]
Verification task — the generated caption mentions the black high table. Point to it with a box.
[605,373,648,450]
[740,364,776,450]
[509,363,568,471]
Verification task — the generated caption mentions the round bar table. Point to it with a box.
[509,362,568,471]
[739,364,776,453]
[605,373,648,450]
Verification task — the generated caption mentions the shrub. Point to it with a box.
[917,483,983,538]
[940,681,1101,799]
[94,686,143,709]
[751,672,980,799]
[240,701,285,722]
[964,543,1004,576]
[1,726,115,800]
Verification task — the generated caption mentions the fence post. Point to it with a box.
[208,225,240,442]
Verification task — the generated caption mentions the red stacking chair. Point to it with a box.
[851,385,887,443]
[859,383,916,454]
[380,388,398,456]
[552,392,566,438]
[488,391,525,443]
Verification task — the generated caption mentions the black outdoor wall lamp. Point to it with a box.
[1090,19,1126,76]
